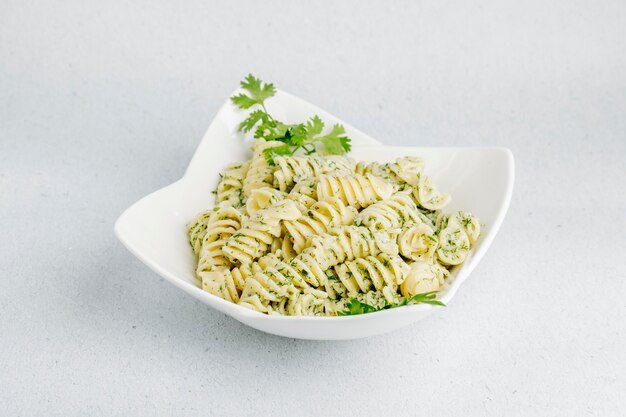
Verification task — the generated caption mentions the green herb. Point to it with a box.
[231,75,277,110]
[230,74,352,164]
[337,291,445,316]
[398,291,446,307]
[337,299,381,316]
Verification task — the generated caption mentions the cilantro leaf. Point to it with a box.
[239,109,270,132]
[231,75,352,159]
[286,123,309,147]
[317,124,351,155]
[254,120,291,141]
[230,74,276,109]
[306,115,325,136]
[230,93,258,109]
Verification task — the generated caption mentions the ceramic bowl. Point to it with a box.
[115,90,514,340]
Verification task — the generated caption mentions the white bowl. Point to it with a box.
[114,90,515,340]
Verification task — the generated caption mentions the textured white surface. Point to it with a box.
[1,0,625,415]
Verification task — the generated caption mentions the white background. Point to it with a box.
[1,1,625,415]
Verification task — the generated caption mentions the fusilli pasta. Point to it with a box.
[216,161,250,207]
[273,155,354,192]
[284,197,357,253]
[242,140,284,198]
[188,140,481,316]
[355,192,423,230]
[317,173,394,209]
[222,199,301,265]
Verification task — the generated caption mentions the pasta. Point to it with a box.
[317,173,394,209]
[238,262,298,313]
[401,261,449,297]
[355,161,405,189]
[435,211,480,265]
[222,199,301,265]
[242,140,284,198]
[436,222,471,265]
[397,223,438,262]
[196,207,245,272]
[355,191,423,230]
[287,179,318,208]
[306,226,399,271]
[246,187,286,216]
[187,140,482,316]
[273,155,355,192]
[283,197,357,253]
[413,173,451,210]
[389,156,425,186]
[188,210,214,255]
[270,234,297,261]
[215,161,250,207]
[269,288,330,316]
[332,254,410,303]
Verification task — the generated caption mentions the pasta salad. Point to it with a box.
[187,76,480,316]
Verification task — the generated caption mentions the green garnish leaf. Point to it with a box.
[231,74,276,109]
[337,291,445,316]
[239,109,270,132]
[317,124,352,155]
[306,115,325,136]
[231,75,352,159]
[337,299,380,316]
[405,291,446,307]
[254,120,290,141]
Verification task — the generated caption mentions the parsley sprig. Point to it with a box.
[337,291,446,316]
[230,74,352,164]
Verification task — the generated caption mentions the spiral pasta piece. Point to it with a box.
[413,173,451,210]
[332,254,410,303]
[268,288,330,316]
[355,192,423,230]
[451,211,481,245]
[242,140,284,198]
[223,199,301,265]
[199,256,266,303]
[245,187,286,216]
[270,234,297,261]
[239,237,355,312]
[187,210,215,255]
[317,173,394,209]
[216,161,250,207]
[238,268,297,313]
[201,253,279,301]
[306,226,399,271]
[401,261,449,297]
[287,178,318,208]
[196,207,245,272]
[273,155,355,192]
[237,253,316,313]
[389,156,425,186]
[240,225,398,306]
[283,197,358,253]
[397,223,438,262]
[200,268,240,303]
[355,161,404,188]
[436,222,470,265]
